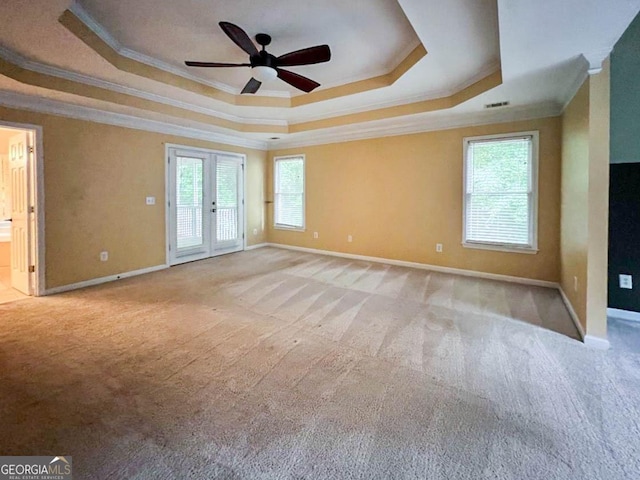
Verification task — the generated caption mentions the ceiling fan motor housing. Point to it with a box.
[250,50,277,68]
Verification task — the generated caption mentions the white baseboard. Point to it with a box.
[44,264,168,295]
[557,288,611,349]
[607,307,640,322]
[264,243,559,288]
[245,243,269,251]
[266,243,614,348]
[584,335,610,350]
[558,287,585,340]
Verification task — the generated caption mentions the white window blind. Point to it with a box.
[463,134,537,251]
[216,158,239,242]
[274,156,305,229]
[176,156,204,249]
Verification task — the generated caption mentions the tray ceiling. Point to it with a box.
[0,0,637,148]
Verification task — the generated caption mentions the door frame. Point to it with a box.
[164,143,247,266]
[0,120,45,296]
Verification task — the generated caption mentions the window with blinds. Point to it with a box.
[463,132,538,252]
[274,156,305,229]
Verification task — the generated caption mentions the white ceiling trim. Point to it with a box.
[289,60,502,124]
[0,40,505,130]
[0,87,562,153]
[0,90,268,150]
[583,48,613,74]
[316,38,423,91]
[0,44,287,127]
[271,102,562,150]
[560,56,590,112]
[69,1,289,99]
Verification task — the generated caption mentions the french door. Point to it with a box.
[168,147,244,265]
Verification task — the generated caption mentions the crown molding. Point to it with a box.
[0,90,268,150]
[289,60,502,124]
[0,41,504,134]
[0,86,562,153]
[0,43,287,128]
[583,48,612,75]
[317,38,423,91]
[560,58,590,113]
[68,1,290,99]
[269,101,562,149]
[2,8,502,132]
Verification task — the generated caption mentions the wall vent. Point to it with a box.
[484,101,510,109]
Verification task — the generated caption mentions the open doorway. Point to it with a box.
[0,123,43,303]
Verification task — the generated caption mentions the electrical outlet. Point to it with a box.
[100,251,108,262]
[347,235,353,243]
[573,276,578,292]
[619,274,633,289]
[253,228,258,235]
[436,243,443,253]
[145,196,156,205]
[313,232,318,239]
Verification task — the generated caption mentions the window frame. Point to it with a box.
[274,154,306,231]
[462,131,539,254]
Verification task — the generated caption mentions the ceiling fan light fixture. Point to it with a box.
[185,22,330,93]
[251,66,277,83]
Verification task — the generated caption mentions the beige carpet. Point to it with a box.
[0,247,638,479]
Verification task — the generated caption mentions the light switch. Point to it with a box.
[146,196,156,205]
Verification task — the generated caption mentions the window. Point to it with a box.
[274,155,305,230]
[463,132,538,253]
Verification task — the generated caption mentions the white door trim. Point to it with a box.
[0,120,44,296]
[164,143,246,266]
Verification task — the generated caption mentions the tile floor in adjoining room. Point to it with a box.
[0,265,29,304]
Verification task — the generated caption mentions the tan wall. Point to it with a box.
[246,150,268,244]
[561,79,590,328]
[0,106,267,289]
[586,60,610,339]
[268,117,562,282]
[560,60,611,339]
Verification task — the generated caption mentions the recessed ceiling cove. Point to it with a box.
[77,0,422,95]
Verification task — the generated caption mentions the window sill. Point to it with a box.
[274,225,305,232]
[462,242,538,255]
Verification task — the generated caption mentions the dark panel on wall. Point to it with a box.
[609,163,640,311]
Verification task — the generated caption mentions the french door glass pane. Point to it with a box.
[176,156,204,249]
[216,159,238,242]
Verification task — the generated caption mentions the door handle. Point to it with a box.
[211,208,216,213]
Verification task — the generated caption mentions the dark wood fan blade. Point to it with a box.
[185,61,251,67]
[276,68,320,92]
[276,45,331,67]
[241,77,262,94]
[219,22,259,56]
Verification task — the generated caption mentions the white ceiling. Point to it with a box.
[78,0,422,94]
[0,0,638,148]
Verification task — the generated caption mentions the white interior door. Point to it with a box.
[168,147,244,266]
[9,131,31,294]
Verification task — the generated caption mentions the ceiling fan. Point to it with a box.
[185,22,331,94]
